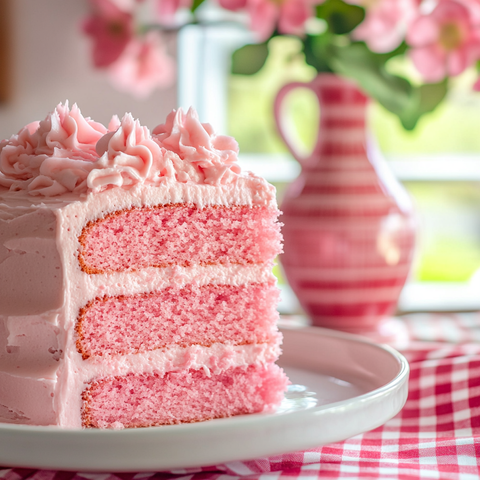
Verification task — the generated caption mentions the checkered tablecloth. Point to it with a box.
[3,313,480,480]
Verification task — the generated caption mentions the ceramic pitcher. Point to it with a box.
[274,73,416,338]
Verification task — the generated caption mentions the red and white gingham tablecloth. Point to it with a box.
[3,312,480,480]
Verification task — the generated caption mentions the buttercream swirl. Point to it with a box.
[0,103,107,196]
[152,107,241,185]
[0,103,243,197]
[87,113,162,192]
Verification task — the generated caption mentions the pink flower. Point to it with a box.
[82,0,134,67]
[351,0,419,53]
[219,0,315,41]
[407,0,480,82]
[108,0,138,10]
[107,32,176,98]
[456,0,480,24]
[156,0,193,23]
[219,0,246,9]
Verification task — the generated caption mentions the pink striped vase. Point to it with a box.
[274,74,416,338]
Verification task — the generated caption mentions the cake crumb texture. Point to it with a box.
[82,364,288,428]
[76,283,279,358]
[78,204,282,274]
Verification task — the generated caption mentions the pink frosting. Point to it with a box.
[87,113,162,191]
[0,103,107,196]
[152,107,241,185]
[0,104,243,197]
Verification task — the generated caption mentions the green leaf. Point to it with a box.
[327,42,446,129]
[329,42,411,111]
[190,0,205,13]
[381,41,408,60]
[303,34,334,73]
[418,81,448,114]
[316,0,365,35]
[399,80,448,130]
[231,43,269,75]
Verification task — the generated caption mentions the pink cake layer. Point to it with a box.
[78,204,282,274]
[77,283,279,358]
[81,363,288,428]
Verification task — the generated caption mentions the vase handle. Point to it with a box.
[274,81,316,168]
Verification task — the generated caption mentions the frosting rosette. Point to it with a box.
[0,103,107,196]
[87,113,162,192]
[152,107,241,185]
[0,103,243,197]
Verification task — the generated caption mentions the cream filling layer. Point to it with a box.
[80,263,276,303]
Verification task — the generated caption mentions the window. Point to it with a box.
[178,26,480,313]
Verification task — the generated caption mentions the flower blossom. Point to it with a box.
[407,0,480,82]
[107,32,176,98]
[350,0,419,53]
[155,0,193,23]
[82,0,134,68]
[219,0,317,41]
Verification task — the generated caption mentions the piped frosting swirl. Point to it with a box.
[0,103,243,197]
[153,108,240,185]
[0,103,107,196]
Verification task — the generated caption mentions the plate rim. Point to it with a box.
[0,326,410,471]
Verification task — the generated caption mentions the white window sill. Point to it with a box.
[239,153,480,182]
[278,281,480,315]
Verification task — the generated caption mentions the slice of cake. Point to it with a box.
[0,103,287,428]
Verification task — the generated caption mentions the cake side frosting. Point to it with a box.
[0,372,56,425]
[0,205,64,316]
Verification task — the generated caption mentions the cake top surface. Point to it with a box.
[0,103,249,198]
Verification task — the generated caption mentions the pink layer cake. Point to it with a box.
[0,103,287,428]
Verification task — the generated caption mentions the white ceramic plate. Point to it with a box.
[0,326,409,472]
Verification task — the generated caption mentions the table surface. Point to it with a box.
[2,312,480,480]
